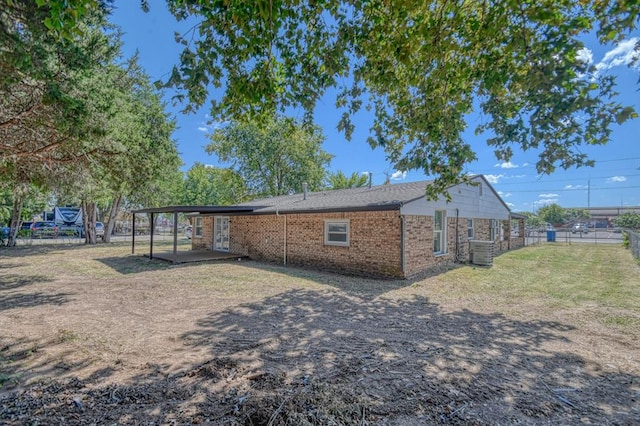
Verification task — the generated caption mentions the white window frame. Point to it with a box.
[467,218,474,240]
[433,210,446,254]
[490,219,499,241]
[194,216,203,238]
[324,220,350,246]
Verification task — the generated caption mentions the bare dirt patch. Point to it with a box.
[0,242,639,424]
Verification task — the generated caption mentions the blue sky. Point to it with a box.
[109,2,640,212]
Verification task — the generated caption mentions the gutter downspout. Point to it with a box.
[455,208,460,262]
[400,214,405,277]
[276,207,287,266]
[131,213,136,254]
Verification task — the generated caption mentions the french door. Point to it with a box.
[214,216,229,252]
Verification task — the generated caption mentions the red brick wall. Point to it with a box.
[229,210,404,278]
[193,211,520,278]
[191,217,213,250]
[403,215,472,277]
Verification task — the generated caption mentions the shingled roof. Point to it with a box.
[239,180,435,214]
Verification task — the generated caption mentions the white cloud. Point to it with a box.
[497,191,512,198]
[596,38,640,72]
[539,193,558,198]
[607,176,627,183]
[505,202,515,208]
[576,47,594,66]
[197,119,226,133]
[494,161,518,169]
[522,162,530,167]
[485,174,504,184]
[564,184,586,190]
[534,198,558,207]
[391,170,407,180]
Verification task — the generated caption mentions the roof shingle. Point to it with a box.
[239,180,435,214]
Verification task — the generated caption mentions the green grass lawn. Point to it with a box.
[402,243,640,331]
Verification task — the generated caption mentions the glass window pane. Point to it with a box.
[328,233,347,242]
[433,233,442,252]
[328,223,347,233]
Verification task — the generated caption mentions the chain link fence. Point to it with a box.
[626,230,640,260]
[525,227,624,246]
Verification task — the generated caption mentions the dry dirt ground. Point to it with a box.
[0,242,639,425]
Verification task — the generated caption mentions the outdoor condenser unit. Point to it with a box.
[469,240,494,266]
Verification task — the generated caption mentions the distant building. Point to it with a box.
[577,206,640,227]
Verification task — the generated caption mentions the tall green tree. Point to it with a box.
[1,4,117,245]
[182,163,247,205]
[206,116,332,197]
[538,203,567,225]
[613,213,640,230]
[565,208,591,223]
[325,171,369,190]
[519,212,545,231]
[95,59,182,242]
[160,0,639,198]
[2,3,182,245]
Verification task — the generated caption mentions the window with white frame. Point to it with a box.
[490,219,500,241]
[467,218,474,239]
[433,210,446,254]
[194,217,203,238]
[324,220,349,246]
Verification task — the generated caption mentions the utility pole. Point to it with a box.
[587,178,590,208]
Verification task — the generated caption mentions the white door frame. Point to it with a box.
[213,216,230,252]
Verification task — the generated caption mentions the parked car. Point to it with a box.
[0,226,9,242]
[96,222,105,240]
[536,223,554,233]
[572,223,588,234]
[184,225,192,239]
[30,221,59,238]
[58,224,82,237]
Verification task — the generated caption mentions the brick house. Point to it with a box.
[187,175,524,278]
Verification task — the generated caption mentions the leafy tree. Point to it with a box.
[95,59,183,242]
[326,171,369,190]
[1,4,118,245]
[182,163,247,205]
[206,116,332,197]
[565,208,591,223]
[613,212,640,230]
[0,4,114,166]
[537,203,567,225]
[159,0,639,198]
[2,3,182,245]
[519,212,545,230]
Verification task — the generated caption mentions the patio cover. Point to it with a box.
[131,205,256,261]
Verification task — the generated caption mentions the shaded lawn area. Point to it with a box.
[0,242,638,424]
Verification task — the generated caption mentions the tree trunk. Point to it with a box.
[102,194,122,243]
[82,200,98,244]
[7,193,24,247]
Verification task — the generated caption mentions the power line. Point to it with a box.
[491,173,640,186]
[498,185,640,194]
[467,156,640,175]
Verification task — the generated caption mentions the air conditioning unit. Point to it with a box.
[469,240,494,266]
